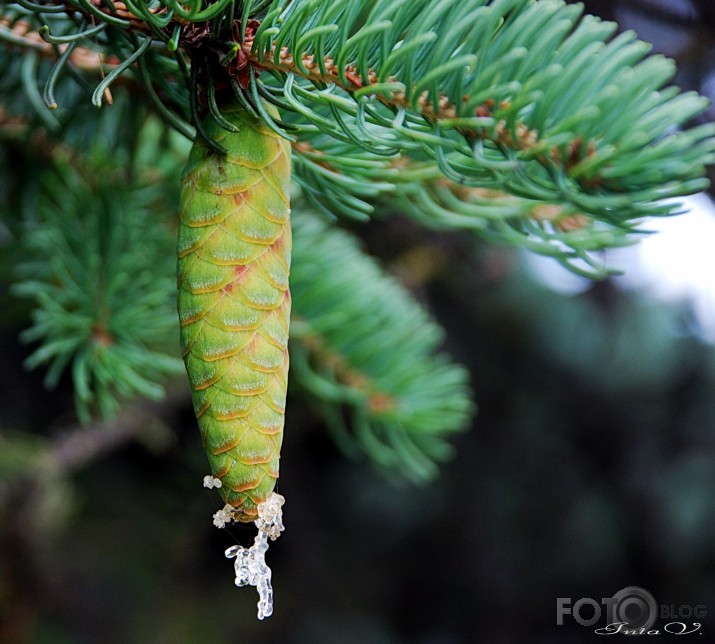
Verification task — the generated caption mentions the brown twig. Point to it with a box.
[47,381,188,474]
[0,17,120,70]
[0,382,190,643]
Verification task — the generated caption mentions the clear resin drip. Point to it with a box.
[225,532,273,619]
[223,493,285,620]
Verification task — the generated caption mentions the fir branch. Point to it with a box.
[245,0,715,216]
[12,147,184,422]
[0,16,120,70]
[290,211,473,482]
[6,0,715,274]
[289,136,630,276]
[0,3,189,122]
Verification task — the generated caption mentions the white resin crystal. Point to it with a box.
[213,504,236,529]
[255,492,285,540]
[203,475,223,489]
[223,493,285,619]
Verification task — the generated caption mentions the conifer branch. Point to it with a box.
[4,0,715,480]
[290,211,473,482]
[12,140,185,422]
[0,17,118,68]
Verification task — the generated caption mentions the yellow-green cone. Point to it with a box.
[178,103,291,522]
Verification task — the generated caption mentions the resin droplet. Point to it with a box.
[213,504,236,529]
[203,475,222,489]
[223,493,285,619]
[256,492,285,540]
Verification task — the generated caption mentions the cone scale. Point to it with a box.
[177,104,291,522]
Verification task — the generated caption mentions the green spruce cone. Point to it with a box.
[177,103,291,522]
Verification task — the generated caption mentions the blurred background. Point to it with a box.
[2,0,715,642]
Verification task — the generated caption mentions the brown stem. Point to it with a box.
[0,17,120,70]
[0,382,190,643]
[47,381,188,474]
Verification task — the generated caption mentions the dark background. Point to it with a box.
[2,1,715,642]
